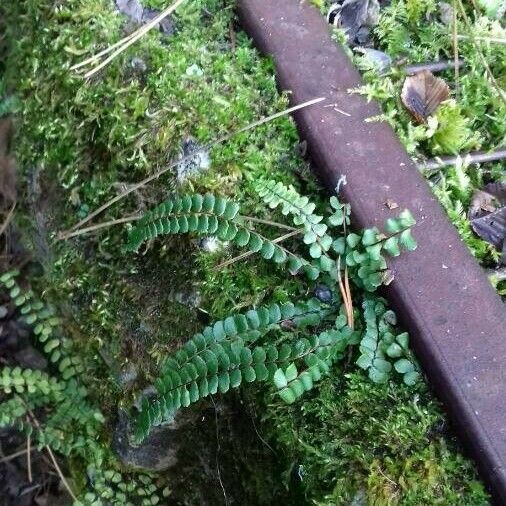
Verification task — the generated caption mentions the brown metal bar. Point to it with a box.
[237,0,506,502]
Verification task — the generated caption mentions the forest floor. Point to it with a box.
[0,0,503,504]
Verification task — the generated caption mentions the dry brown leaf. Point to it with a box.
[468,182,506,265]
[401,70,450,124]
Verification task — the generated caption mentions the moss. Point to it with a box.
[353,0,506,267]
[1,0,491,503]
[246,372,489,505]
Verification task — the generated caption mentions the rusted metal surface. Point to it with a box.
[237,0,506,501]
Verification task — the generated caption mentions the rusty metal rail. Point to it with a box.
[237,0,506,501]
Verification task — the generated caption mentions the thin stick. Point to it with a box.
[403,59,465,75]
[418,147,506,175]
[59,97,325,238]
[71,32,138,71]
[242,215,298,231]
[83,0,187,79]
[214,229,302,270]
[457,34,506,45]
[210,396,229,506]
[0,447,33,464]
[58,215,141,241]
[27,410,77,502]
[344,265,354,329]
[27,435,32,483]
[0,202,16,237]
[337,256,352,328]
[452,0,460,97]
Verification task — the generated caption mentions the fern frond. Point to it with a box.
[254,179,334,258]
[272,320,353,403]
[126,193,311,275]
[356,297,419,385]
[0,271,84,379]
[134,298,330,441]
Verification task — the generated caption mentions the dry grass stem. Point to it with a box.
[214,229,302,270]
[58,97,325,239]
[27,409,77,502]
[58,214,142,241]
[27,435,32,483]
[0,202,16,237]
[76,0,188,79]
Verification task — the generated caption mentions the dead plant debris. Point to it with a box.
[468,182,506,264]
[401,70,450,124]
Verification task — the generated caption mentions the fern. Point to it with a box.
[127,193,311,276]
[356,298,419,385]
[0,270,84,379]
[134,298,331,441]
[0,270,168,504]
[128,180,419,442]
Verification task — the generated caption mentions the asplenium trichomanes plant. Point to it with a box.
[127,179,419,442]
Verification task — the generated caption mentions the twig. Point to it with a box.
[457,34,506,45]
[337,256,353,328]
[452,0,460,97]
[210,396,229,506]
[27,435,32,483]
[403,59,465,75]
[59,97,326,238]
[26,409,77,502]
[0,447,34,464]
[80,0,188,79]
[71,32,138,71]
[418,147,506,175]
[214,229,302,270]
[58,214,141,241]
[323,103,351,116]
[344,265,354,329]
[0,202,16,237]
[242,215,297,231]
[229,21,236,52]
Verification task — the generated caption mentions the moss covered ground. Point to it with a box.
[0,0,496,503]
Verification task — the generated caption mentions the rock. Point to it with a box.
[13,346,47,370]
[185,64,204,77]
[349,489,367,506]
[355,47,392,74]
[133,386,157,411]
[115,0,176,35]
[314,284,333,303]
[176,137,211,182]
[438,2,454,25]
[129,57,147,74]
[328,0,380,46]
[173,285,202,309]
[355,26,371,45]
[116,0,143,23]
[117,362,138,387]
[142,8,175,36]
[113,408,199,472]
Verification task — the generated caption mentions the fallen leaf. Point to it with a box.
[401,70,449,124]
[327,0,380,45]
[469,182,506,220]
[385,199,399,210]
[468,182,506,264]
